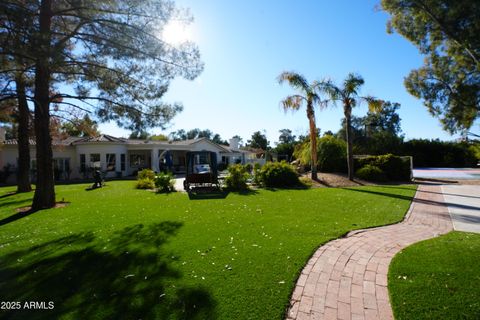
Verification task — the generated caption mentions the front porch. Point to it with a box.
[127,149,189,176]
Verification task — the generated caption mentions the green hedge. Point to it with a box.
[355,165,387,182]
[402,139,477,167]
[355,154,411,181]
[258,161,300,188]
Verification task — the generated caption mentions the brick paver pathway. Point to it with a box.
[286,184,453,320]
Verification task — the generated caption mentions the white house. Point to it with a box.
[0,129,261,182]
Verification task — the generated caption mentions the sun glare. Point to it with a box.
[162,20,193,45]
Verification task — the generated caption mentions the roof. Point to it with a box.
[1,135,234,152]
[73,134,125,144]
[220,145,254,154]
[3,136,83,146]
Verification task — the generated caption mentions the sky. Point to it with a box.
[100,0,467,145]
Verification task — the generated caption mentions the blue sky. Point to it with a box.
[101,0,464,144]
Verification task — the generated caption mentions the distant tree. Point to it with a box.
[129,130,150,140]
[61,114,99,137]
[323,130,334,136]
[320,73,383,180]
[337,101,402,146]
[150,134,169,141]
[278,72,326,180]
[381,0,480,133]
[212,134,228,145]
[169,129,187,141]
[274,129,297,161]
[169,128,227,144]
[278,129,296,144]
[247,131,269,150]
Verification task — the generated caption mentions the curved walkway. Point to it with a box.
[286,184,453,320]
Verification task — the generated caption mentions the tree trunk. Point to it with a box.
[344,105,354,181]
[15,75,32,193]
[32,0,55,211]
[307,102,318,180]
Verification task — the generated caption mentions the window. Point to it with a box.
[80,154,86,172]
[90,153,100,168]
[121,154,126,171]
[130,154,145,167]
[53,158,71,180]
[106,154,116,171]
[30,159,37,171]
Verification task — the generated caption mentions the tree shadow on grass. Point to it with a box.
[187,189,230,200]
[0,222,217,320]
[0,191,18,199]
[342,187,480,212]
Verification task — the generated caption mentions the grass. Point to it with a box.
[0,181,416,319]
[389,231,480,320]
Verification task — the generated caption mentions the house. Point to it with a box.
[0,128,260,182]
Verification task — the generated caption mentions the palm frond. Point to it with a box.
[344,73,364,96]
[364,96,384,113]
[318,79,342,104]
[277,71,309,92]
[280,95,304,112]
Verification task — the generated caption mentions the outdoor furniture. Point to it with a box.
[183,151,220,192]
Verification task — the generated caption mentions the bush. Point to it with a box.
[317,135,347,172]
[355,165,387,182]
[136,178,155,189]
[244,163,253,173]
[402,139,478,167]
[252,163,262,186]
[155,172,175,193]
[355,154,411,181]
[293,136,347,173]
[138,169,155,180]
[225,164,249,191]
[258,161,300,188]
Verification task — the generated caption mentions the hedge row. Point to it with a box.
[354,154,411,181]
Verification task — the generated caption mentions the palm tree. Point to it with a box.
[320,73,383,180]
[278,71,324,180]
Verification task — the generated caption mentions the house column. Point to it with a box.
[152,148,159,172]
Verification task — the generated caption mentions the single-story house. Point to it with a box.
[0,129,263,182]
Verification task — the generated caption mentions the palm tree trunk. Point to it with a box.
[344,105,354,181]
[307,103,318,180]
[32,0,55,211]
[15,75,32,193]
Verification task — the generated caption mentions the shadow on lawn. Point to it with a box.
[342,187,480,212]
[0,221,217,320]
[188,189,230,200]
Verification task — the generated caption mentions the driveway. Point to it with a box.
[413,168,480,180]
[442,185,480,233]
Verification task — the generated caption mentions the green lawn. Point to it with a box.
[0,181,415,319]
[389,231,480,320]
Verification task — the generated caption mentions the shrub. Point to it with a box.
[225,164,249,191]
[402,139,478,167]
[244,163,253,173]
[155,172,175,193]
[355,165,387,182]
[138,169,155,180]
[355,154,411,181]
[136,178,155,189]
[258,161,300,188]
[252,163,262,186]
[293,136,347,173]
[317,135,347,172]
